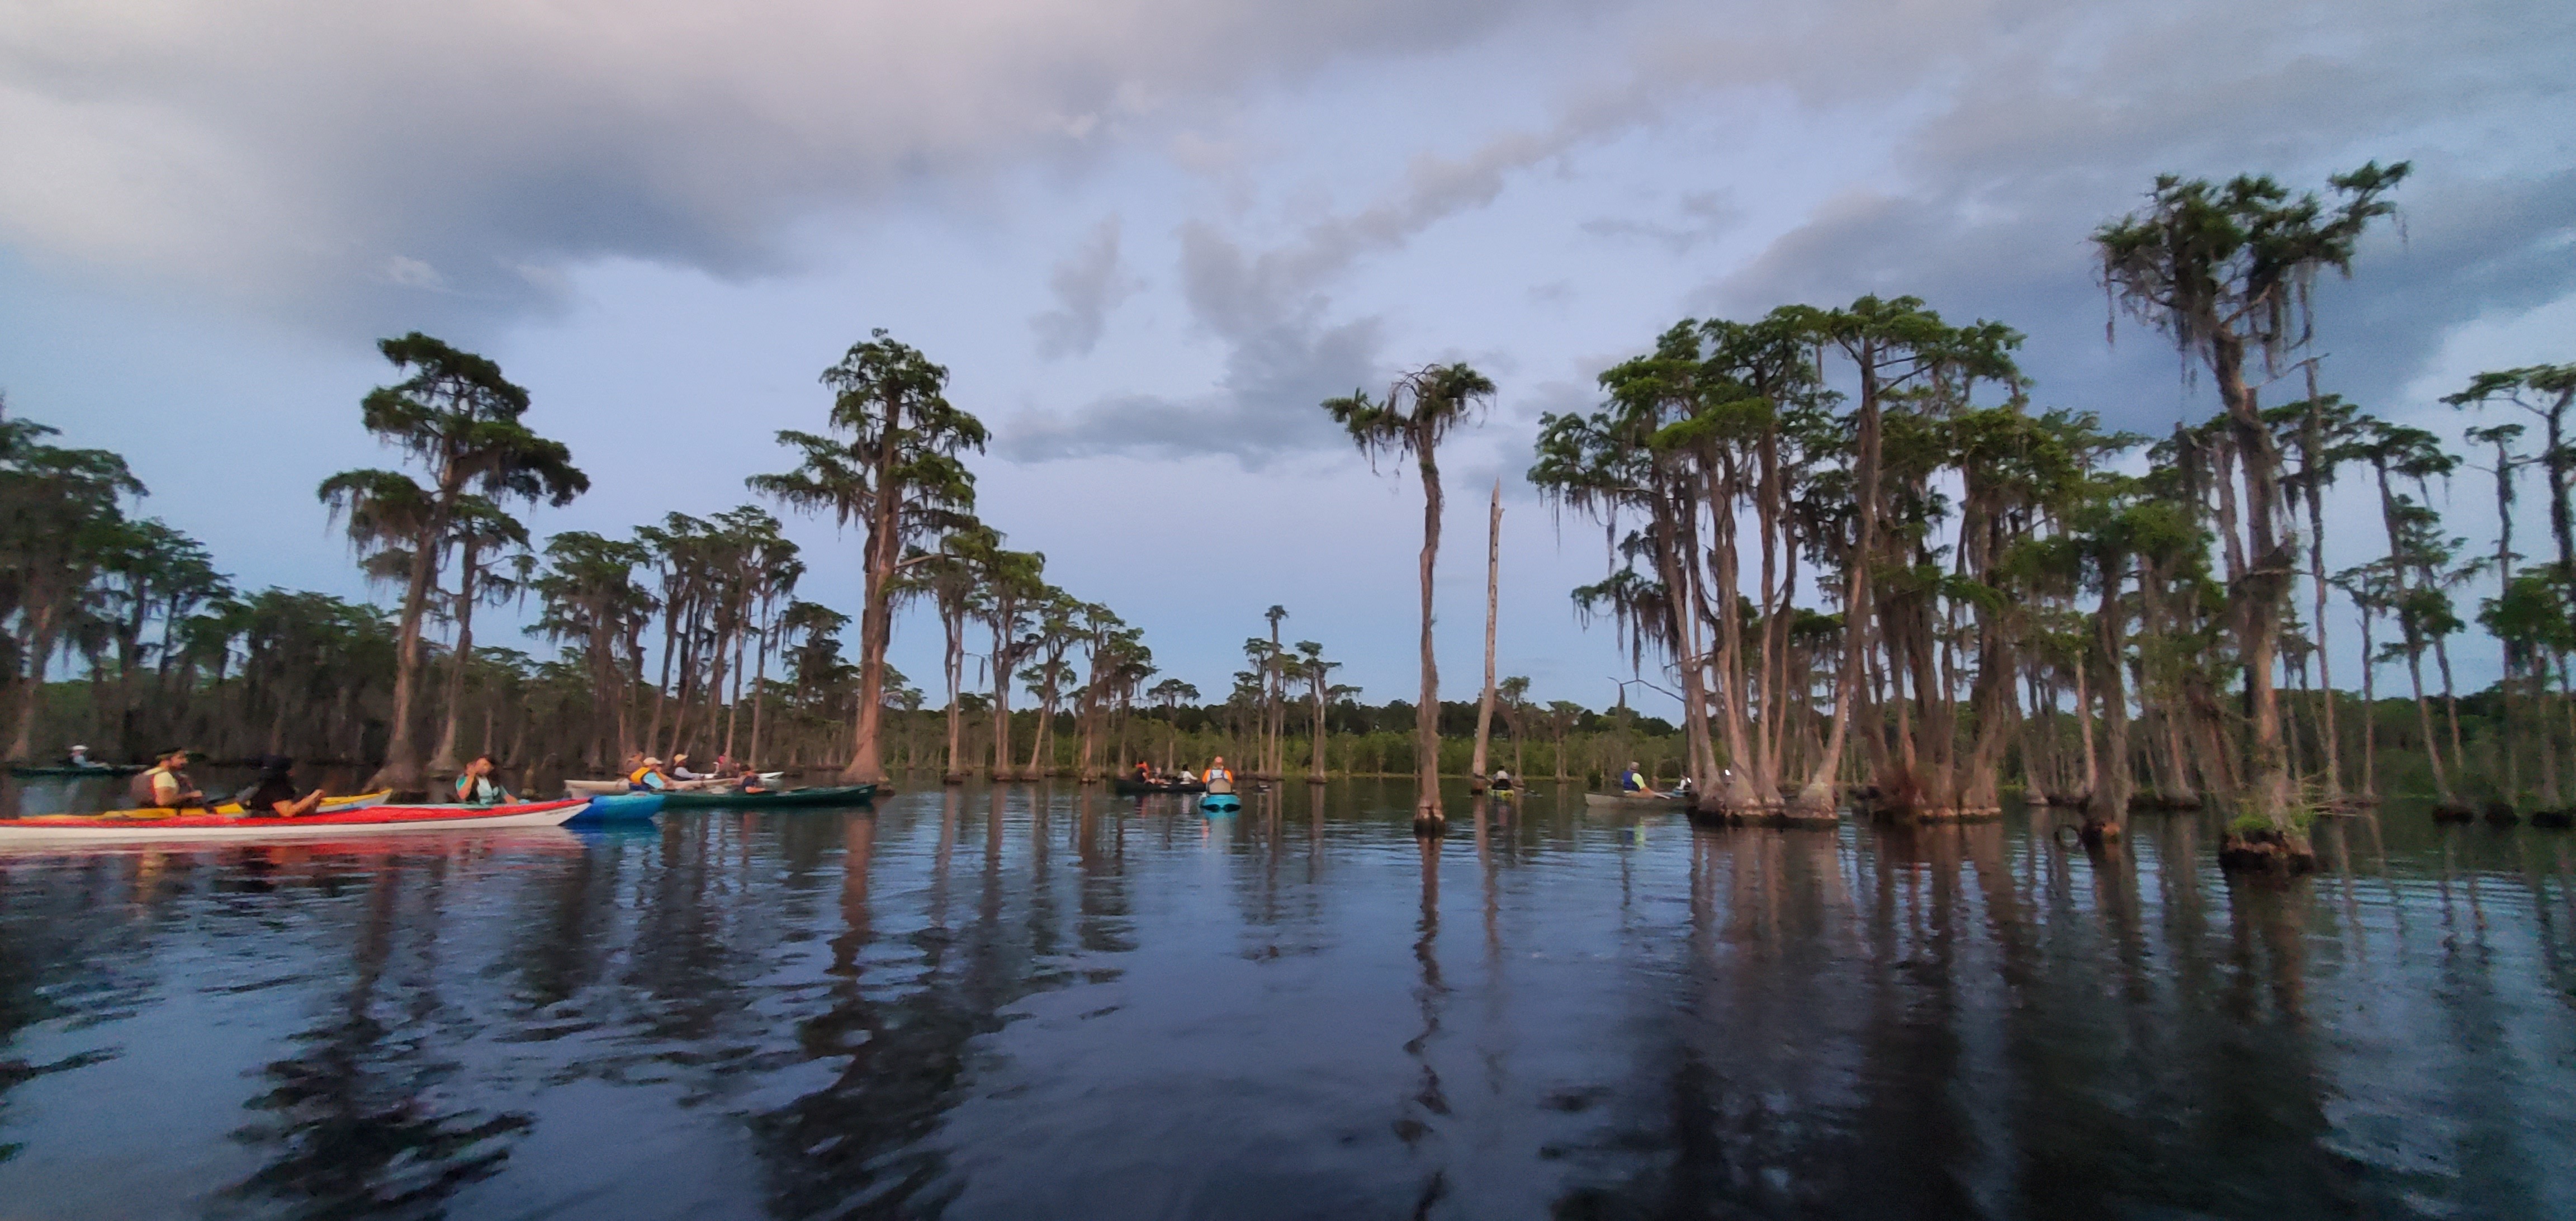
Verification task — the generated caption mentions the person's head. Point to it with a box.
[645,756,664,768]
[1629,761,1641,770]
[1213,756,1226,765]
[255,754,293,779]
[675,753,690,764]
[161,747,194,767]
[466,755,494,777]
[70,744,88,758]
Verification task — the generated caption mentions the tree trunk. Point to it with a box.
[1800,356,1884,815]
[428,534,484,776]
[1470,480,1501,788]
[1414,447,1445,821]
[2212,336,2295,834]
[368,488,451,793]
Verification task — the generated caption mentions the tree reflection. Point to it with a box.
[224,863,532,1219]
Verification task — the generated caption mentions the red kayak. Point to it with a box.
[0,798,589,845]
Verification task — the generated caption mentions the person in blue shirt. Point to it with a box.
[1619,762,1648,793]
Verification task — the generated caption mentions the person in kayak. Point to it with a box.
[628,757,672,791]
[671,754,708,780]
[130,748,206,810]
[1204,756,1235,794]
[1618,762,1648,794]
[1491,767,1514,793]
[242,755,326,817]
[68,744,103,769]
[454,755,514,806]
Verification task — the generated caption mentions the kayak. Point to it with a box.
[570,792,664,822]
[1200,792,1242,815]
[213,789,391,816]
[1114,777,1207,796]
[11,764,145,779]
[1584,791,1685,810]
[0,798,590,845]
[659,784,877,810]
[567,775,751,797]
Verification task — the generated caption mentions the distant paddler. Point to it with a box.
[1203,756,1236,795]
[1618,761,1649,794]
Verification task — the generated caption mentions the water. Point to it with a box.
[2,780,2571,1220]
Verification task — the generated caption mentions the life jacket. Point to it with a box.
[1206,766,1233,783]
[628,766,653,786]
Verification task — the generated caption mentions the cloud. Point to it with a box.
[1581,190,1740,254]
[0,0,1566,331]
[1030,216,1142,358]
[1685,0,2576,432]
[1000,101,1623,464]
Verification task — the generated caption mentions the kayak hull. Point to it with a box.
[1584,792,1683,810]
[1200,793,1243,815]
[565,778,634,796]
[214,789,391,816]
[0,798,589,844]
[571,793,664,822]
[1113,778,1207,796]
[659,784,877,810]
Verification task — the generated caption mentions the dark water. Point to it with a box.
[2,781,2571,1220]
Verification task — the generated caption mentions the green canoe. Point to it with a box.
[12,764,145,779]
[657,783,879,810]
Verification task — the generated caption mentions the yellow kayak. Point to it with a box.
[186,790,392,816]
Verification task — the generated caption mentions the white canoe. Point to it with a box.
[0,798,588,845]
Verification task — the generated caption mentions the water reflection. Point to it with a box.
[0,784,2570,1219]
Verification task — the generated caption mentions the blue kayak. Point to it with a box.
[570,792,665,822]
[1200,792,1242,815]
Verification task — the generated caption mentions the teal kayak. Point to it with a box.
[1200,792,1242,815]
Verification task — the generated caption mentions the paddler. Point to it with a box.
[241,755,326,817]
[1618,761,1648,794]
[454,755,514,806]
[1203,756,1235,795]
[628,756,672,792]
[130,747,206,810]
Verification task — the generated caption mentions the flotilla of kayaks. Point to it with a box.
[0,774,872,844]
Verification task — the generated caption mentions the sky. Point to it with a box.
[3,0,2573,713]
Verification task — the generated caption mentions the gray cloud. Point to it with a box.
[0,0,1568,335]
[1000,97,1617,464]
[1688,0,2576,434]
[1581,190,1740,254]
[1030,216,1142,358]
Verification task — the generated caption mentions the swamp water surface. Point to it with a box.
[1,780,2571,1220]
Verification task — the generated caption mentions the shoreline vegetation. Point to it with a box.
[7,163,2574,874]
